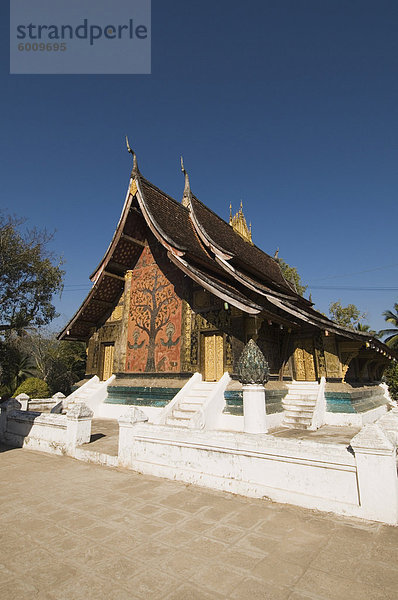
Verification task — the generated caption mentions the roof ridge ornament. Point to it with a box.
[180,155,192,208]
[126,135,139,176]
[229,201,253,244]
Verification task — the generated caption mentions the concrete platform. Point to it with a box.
[271,425,360,445]
[0,444,397,599]
[84,418,119,456]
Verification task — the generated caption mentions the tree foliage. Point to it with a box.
[14,377,50,399]
[379,303,398,350]
[0,213,64,334]
[0,342,37,397]
[384,362,398,402]
[329,300,366,330]
[275,257,307,296]
[0,333,86,398]
[19,333,87,396]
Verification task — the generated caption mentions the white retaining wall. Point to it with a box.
[118,408,398,525]
[0,399,93,456]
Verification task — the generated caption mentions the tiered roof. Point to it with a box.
[58,148,396,361]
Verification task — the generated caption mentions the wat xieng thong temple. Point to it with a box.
[59,143,396,423]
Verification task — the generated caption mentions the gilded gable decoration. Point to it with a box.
[229,201,253,244]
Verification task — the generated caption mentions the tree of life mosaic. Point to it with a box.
[125,246,182,372]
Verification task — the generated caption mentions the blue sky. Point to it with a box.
[1,0,397,333]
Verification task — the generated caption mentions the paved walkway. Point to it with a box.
[1,445,397,600]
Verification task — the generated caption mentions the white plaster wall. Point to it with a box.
[119,423,363,518]
[98,403,162,422]
[6,412,67,444]
[218,412,284,432]
[324,405,387,427]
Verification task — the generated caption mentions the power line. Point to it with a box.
[310,263,398,282]
[308,286,398,291]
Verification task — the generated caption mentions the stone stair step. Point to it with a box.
[283,423,308,430]
[179,402,203,411]
[166,417,191,427]
[172,409,197,419]
[283,416,312,425]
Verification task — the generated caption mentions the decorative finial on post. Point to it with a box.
[237,339,270,385]
[180,155,192,208]
[237,340,270,434]
[229,203,232,224]
[274,248,279,259]
[126,135,139,176]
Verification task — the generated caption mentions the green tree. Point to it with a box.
[379,303,398,350]
[329,300,366,330]
[19,332,86,396]
[275,257,307,296]
[355,322,379,337]
[0,341,37,398]
[14,377,50,398]
[0,213,64,335]
[384,362,398,402]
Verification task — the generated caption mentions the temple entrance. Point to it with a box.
[294,339,317,381]
[101,343,115,381]
[202,332,224,381]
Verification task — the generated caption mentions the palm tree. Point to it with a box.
[379,303,398,350]
[356,322,378,337]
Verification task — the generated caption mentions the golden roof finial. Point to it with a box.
[229,203,232,224]
[230,201,253,244]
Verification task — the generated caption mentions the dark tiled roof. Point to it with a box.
[190,196,293,294]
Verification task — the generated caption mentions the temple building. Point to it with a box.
[58,144,396,418]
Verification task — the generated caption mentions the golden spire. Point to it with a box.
[229,201,253,244]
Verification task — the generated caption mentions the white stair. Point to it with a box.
[282,381,320,429]
[59,375,116,415]
[166,381,218,427]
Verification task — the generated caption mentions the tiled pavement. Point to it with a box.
[1,444,398,600]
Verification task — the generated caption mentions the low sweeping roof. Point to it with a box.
[57,157,396,361]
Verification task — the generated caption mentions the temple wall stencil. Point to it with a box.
[125,245,182,373]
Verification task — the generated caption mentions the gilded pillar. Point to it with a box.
[114,270,133,373]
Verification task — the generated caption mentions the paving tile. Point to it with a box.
[1,446,398,600]
[234,532,279,555]
[230,576,290,599]
[0,578,39,600]
[252,557,305,588]
[217,547,265,572]
[202,523,246,543]
[294,568,388,600]
[190,562,247,596]
[124,569,177,599]
[163,582,225,600]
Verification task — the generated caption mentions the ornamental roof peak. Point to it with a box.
[229,201,253,244]
[126,135,139,176]
[180,155,192,208]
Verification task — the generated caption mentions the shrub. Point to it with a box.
[384,362,398,403]
[14,377,50,399]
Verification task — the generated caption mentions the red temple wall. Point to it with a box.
[125,246,183,373]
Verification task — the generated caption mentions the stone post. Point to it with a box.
[51,392,66,414]
[66,403,93,453]
[350,424,398,524]
[118,407,148,467]
[0,399,22,440]
[237,339,270,434]
[15,393,29,411]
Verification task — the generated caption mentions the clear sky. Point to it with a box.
[1,1,397,334]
